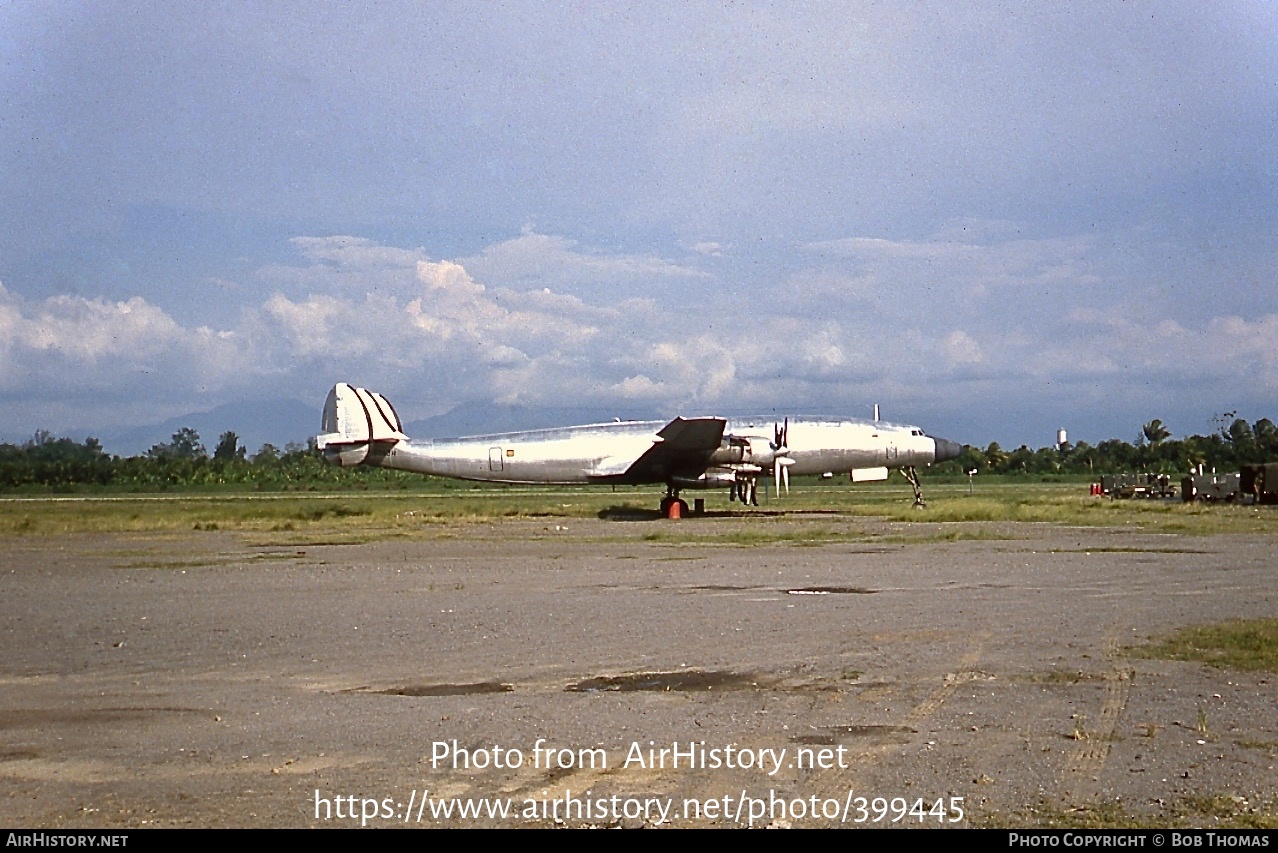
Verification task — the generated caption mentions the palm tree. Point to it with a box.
[1139,419,1172,471]
[1142,419,1171,446]
[984,442,1008,473]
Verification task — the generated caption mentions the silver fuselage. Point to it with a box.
[362,418,949,486]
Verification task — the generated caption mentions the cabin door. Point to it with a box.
[488,447,504,472]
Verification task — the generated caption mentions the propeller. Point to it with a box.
[773,418,788,454]
[773,418,793,496]
[775,456,795,495]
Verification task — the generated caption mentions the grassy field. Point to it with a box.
[1,478,1275,536]
[1132,618,1278,672]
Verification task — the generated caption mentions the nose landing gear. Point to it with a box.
[902,465,926,508]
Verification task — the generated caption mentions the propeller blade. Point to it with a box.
[774,456,795,496]
[773,417,791,454]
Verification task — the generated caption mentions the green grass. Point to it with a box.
[0,490,638,536]
[638,525,1017,547]
[1235,739,1278,752]
[0,480,1275,536]
[1130,619,1278,672]
[115,552,307,570]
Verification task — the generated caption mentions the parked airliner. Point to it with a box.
[317,383,962,517]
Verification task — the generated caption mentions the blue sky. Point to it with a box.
[2,2,1275,448]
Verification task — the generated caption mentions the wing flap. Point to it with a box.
[592,456,637,478]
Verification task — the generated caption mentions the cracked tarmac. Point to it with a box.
[0,517,1274,827]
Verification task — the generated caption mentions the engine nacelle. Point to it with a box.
[709,434,781,467]
[670,471,737,490]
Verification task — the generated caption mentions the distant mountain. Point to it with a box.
[80,398,317,458]
[406,402,665,439]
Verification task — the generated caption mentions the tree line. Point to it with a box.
[0,429,411,490]
[932,416,1278,478]
[1,416,1275,490]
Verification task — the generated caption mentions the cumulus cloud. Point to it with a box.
[610,374,664,400]
[289,236,426,269]
[458,231,707,295]
[803,231,1100,307]
[0,281,260,428]
[255,236,428,299]
[253,241,627,410]
[1033,314,1278,394]
[262,293,378,359]
[4,225,1275,444]
[941,331,984,368]
[3,2,1274,448]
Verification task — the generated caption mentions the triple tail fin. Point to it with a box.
[316,383,408,465]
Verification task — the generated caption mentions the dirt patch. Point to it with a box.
[565,670,767,693]
[361,682,515,697]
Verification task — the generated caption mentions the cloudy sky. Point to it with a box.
[2,2,1275,448]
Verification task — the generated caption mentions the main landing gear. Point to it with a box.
[659,487,690,519]
[729,476,759,506]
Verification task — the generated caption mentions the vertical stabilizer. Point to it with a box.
[317,383,408,465]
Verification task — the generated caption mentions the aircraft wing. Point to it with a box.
[597,417,726,484]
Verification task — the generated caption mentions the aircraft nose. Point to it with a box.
[933,437,962,463]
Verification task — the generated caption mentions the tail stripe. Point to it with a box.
[352,387,377,445]
[369,391,403,433]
